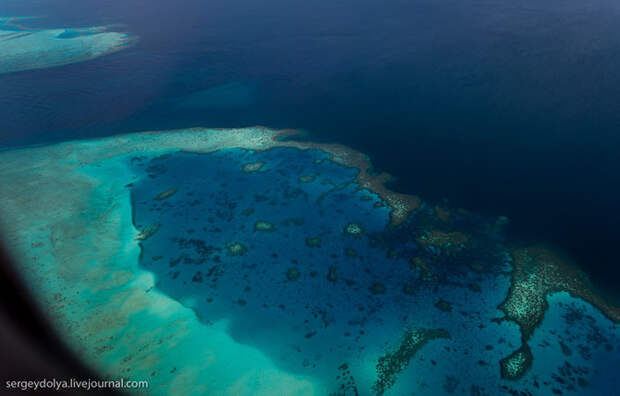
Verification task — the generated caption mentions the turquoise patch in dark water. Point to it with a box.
[128,146,620,394]
[56,29,85,39]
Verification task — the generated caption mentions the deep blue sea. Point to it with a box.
[1,0,620,300]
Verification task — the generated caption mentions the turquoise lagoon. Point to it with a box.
[0,16,134,74]
[0,127,618,395]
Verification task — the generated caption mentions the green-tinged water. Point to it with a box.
[0,127,617,395]
[0,16,134,74]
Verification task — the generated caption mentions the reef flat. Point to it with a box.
[0,16,134,74]
[374,328,450,395]
[497,247,620,380]
[0,127,618,395]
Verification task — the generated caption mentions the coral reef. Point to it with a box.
[155,188,177,200]
[416,230,469,251]
[434,206,451,222]
[374,328,450,395]
[409,257,432,279]
[434,299,452,312]
[497,246,620,379]
[499,345,532,380]
[226,242,247,256]
[344,248,357,257]
[305,237,322,248]
[2,126,619,395]
[135,224,160,241]
[0,18,135,74]
[273,130,421,226]
[327,265,338,282]
[286,267,300,281]
[344,222,364,237]
[283,218,305,226]
[254,221,275,232]
[242,162,264,172]
[298,175,316,183]
[330,363,358,396]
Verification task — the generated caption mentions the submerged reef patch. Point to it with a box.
[327,265,338,283]
[344,222,364,237]
[374,328,450,395]
[497,246,620,379]
[155,188,177,200]
[416,230,469,252]
[242,161,264,172]
[286,267,301,281]
[434,298,452,312]
[499,344,533,380]
[272,130,421,226]
[409,256,432,279]
[254,221,275,232]
[0,16,135,74]
[1,127,619,395]
[135,224,160,241]
[298,175,316,183]
[305,236,322,248]
[226,242,247,256]
[434,205,451,222]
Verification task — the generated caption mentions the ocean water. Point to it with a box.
[0,126,618,394]
[1,0,620,298]
[126,146,618,394]
[1,0,620,394]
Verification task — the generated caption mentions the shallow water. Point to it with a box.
[0,127,618,394]
[0,0,619,394]
[1,0,620,297]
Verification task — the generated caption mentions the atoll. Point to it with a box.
[2,126,619,395]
